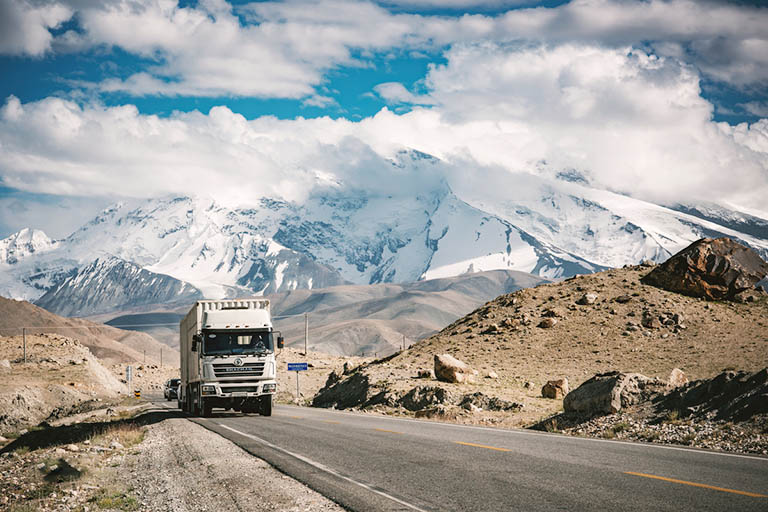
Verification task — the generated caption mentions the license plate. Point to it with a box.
[231,392,247,397]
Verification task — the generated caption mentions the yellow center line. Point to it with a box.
[624,472,768,498]
[454,441,511,452]
[322,420,341,424]
[374,428,404,434]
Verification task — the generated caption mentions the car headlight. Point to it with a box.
[263,383,276,393]
[201,385,216,395]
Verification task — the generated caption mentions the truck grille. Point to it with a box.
[223,386,260,393]
[213,362,265,377]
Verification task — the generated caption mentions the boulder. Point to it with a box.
[542,378,570,399]
[641,238,768,301]
[398,386,456,411]
[434,354,475,384]
[576,293,598,305]
[485,370,499,379]
[417,369,434,379]
[667,368,688,388]
[641,311,661,329]
[538,318,558,329]
[458,392,522,412]
[563,372,664,414]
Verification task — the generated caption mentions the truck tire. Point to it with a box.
[259,396,272,417]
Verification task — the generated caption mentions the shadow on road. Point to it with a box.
[0,406,185,455]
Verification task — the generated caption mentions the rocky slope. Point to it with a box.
[309,256,768,434]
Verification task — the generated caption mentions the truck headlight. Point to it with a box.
[263,383,276,393]
[201,385,216,395]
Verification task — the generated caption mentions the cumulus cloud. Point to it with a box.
[5,0,764,99]
[0,0,72,56]
[362,43,768,209]
[3,36,768,220]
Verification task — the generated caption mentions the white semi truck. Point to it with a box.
[179,299,283,417]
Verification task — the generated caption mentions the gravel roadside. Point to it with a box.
[125,414,345,512]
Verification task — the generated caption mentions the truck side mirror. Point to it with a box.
[277,336,284,349]
[192,333,202,352]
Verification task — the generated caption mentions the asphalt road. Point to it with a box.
[155,401,768,511]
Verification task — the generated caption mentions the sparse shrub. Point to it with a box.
[612,422,630,434]
[602,430,616,439]
[663,410,682,424]
[89,488,139,511]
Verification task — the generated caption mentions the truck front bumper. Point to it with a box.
[200,381,276,398]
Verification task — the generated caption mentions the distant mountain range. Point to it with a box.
[2,150,767,319]
[102,269,547,357]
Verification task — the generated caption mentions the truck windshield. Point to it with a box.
[202,331,274,356]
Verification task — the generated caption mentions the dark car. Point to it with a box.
[164,378,181,400]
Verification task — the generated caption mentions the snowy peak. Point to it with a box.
[35,256,203,317]
[0,228,57,264]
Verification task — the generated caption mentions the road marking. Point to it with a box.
[321,420,341,424]
[216,424,428,512]
[280,406,767,462]
[625,472,768,498]
[374,428,403,434]
[454,441,511,452]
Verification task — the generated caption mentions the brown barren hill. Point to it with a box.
[312,259,768,427]
[0,296,178,366]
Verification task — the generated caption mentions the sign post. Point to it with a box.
[287,362,308,403]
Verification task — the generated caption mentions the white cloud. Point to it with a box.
[4,0,767,99]
[350,43,768,212]
[0,0,72,56]
[373,82,435,105]
[3,36,768,222]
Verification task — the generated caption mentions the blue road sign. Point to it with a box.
[288,362,308,371]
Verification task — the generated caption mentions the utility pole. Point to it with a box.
[304,312,308,358]
[143,349,146,365]
[160,348,163,367]
[402,334,405,351]
[22,327,27,364]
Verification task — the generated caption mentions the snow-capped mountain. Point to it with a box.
[0,228,57,265]
[2,149,767,317]
[35,257,204,317]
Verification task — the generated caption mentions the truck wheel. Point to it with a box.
[259,396,272,417]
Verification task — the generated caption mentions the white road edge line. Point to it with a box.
[278,406,767,462]
[216,423,429,512]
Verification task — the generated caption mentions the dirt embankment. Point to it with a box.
[0,405,344,511]
[0,334,128,433]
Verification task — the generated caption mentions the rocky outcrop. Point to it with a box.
[311,372,395,410]
[641,238,768,301]
[398,386,456,411]
[457,392,523,412]
[658,368,768,422]
[542,378,569,399]
[563,372,664,414]
[434,354,475,384]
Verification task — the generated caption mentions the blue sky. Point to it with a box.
[1,0,767,238]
